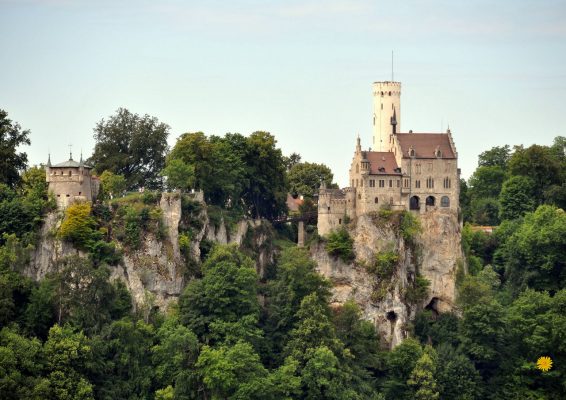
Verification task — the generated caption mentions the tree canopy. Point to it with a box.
[90,108,169,190]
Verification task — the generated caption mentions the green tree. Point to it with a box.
[502,205,566,293]
[52,256,131,334]
[90,108,169,189]
[92,318,155,400]
[178,245,259,342]
[468,166,507,199]
[382,338,423,400]
[287,162,334,198]
[408,348,439,400]
[152,315,200,399]
[265,247,331,361]
[99,170,126,199]
[508,144,561,203]
[196,340,269,399]
[241,131,288,219]
[477,145,511,168]
[498,175,535,221]
[0,109,30,188]
[435,344,481,400]
[43,325,94,400]
[0,327,45,399]
[160,159,195,192]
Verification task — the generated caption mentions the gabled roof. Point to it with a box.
[396,133,456,159]
[364,152,400,175]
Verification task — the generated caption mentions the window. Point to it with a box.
[339,219,342,224]
[358,194,361,200]
[379,180,385,188]
[404,179,409,188]
[356,179,359,187]
[369,179,375,188]
[426,196,436,206]
[415,180,421,188]
[78,192,81,195]
[441,196,450,207]
[426,177,434,188]
[356,164,359,173]
[445,162,452,173]
[443,177,451,189]
[397,180,400,188]
[410,196,420,210]
[351,179,354,187]
[68,170,72,176]
[389,179,393,188]
[415,163,421,174]
[327,207,330,211]
[374,197,379,204]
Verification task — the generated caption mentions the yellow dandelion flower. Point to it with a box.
[536,356,553,372]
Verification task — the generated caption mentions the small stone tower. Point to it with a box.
[372,81,401,151]
[45,153,99,209]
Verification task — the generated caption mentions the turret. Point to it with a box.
[372,81,401,152]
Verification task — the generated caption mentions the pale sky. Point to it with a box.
[1,0,565,185]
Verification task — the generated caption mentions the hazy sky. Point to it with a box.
[2,0,565,185]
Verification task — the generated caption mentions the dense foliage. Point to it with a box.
[1,108,566,398]
[90,108,170,190]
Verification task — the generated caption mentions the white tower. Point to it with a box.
[372,81,401,152]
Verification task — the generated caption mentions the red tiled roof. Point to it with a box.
[365,152,400,175]
[396,133,456,159]
[286,194,304,212]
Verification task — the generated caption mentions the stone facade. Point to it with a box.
[46,154,99,208]
[318,81,460,236]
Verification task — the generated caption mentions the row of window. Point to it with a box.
[414,162,453,174]
[354,177,452,189]
[50,170,88,176]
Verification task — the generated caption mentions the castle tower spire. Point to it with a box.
[355,134,362,154]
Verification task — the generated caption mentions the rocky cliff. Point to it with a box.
[24,193,275,313]
[311,209,462,348]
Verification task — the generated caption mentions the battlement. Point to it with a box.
[373,81,401,87]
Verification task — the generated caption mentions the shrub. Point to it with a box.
[325,227,354,263]
[400,211,421,242]
[58,202,100,248]
[366,251,399,280]
[404,274,430,304]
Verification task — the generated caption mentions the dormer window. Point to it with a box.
[434,146,442,158]
[378,167,385,173]
[408,146,416,157]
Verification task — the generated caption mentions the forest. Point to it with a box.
[1,107,566,399]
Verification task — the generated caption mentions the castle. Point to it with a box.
[46,153,99,208]
[318,81,460,235]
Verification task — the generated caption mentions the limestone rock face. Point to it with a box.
[312,209,461,348]
[25,193,278,313]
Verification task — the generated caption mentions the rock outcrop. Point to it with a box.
[24,192,277,313]
[312,209,461,348]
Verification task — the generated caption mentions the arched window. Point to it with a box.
[374,197,378,204]
[426,196,436,206]
[441,196,450,207]
[68,170,72,176]
[426,177,434,188]
[410,196,420,210]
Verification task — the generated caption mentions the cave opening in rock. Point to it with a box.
[425,297,439,317]
[386,311,398,322]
